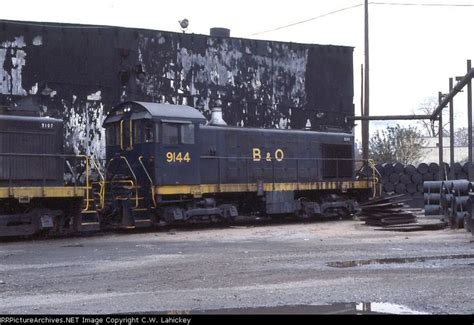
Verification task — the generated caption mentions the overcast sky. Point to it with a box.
[2,0,474,139]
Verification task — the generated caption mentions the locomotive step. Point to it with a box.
[80,221,100,232]
[134,219,152,227]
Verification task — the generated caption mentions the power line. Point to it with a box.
[250,3,363,36]
[250,2,474,36]
[371,2,474,7]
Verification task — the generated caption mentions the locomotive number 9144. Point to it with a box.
[166,151,191,163]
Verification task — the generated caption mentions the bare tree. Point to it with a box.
[414,97,450,137]
[369,124,425,165]
[454,127,469,146]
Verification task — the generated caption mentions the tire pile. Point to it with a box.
[424,179,474,233]
[377,162,473,195]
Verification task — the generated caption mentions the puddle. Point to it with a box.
[156,302,427,315]
[61,243,84,248]
[327,254,474,268]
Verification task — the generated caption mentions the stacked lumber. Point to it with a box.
[358,194,418,227]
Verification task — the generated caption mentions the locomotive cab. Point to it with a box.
[102,101,207,227]
[103,101,206,186]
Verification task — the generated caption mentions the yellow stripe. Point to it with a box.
[0,186,87,199]
[156,180,373,196]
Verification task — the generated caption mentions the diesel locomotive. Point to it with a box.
[0,101,377,237]
[99,101,376,228]
[0,107,94,237]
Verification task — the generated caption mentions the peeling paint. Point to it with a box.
[0,36,27,96]
[1,36,26,48]
[0,21,354,160]
[28,82,38,95]
[87,90,102,101]
[32,36,42,46]
[63,100,106,160]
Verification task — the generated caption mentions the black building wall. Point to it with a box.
[0,20,354,159]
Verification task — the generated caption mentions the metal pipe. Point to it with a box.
[348,115,433,121]
[449,78,454,177]
[431,68,474,120]
[438,91,444,181]
[362,0,370,160]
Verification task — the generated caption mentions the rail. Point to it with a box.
[0,152,93,209]
[138,156,156,208]
[104,155,140,208]
[89,156,105,210]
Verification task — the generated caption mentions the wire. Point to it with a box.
[250,2,474,36]
[250,3,364,36]
[371,2,474,7]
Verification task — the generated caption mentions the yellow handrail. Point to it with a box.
[368,159,381,198]
[104,156,140,208]
[120,120,124,150]
[129,120,133,150]
[89,157,105,210]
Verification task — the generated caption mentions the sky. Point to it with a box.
[2,0,474,141]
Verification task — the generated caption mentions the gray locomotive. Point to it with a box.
[0,107,89,237]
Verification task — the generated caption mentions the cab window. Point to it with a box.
[106,124,119,146]
[134,121,143,144]
[143,121,154,143]
[155,124,160,143]
[134,120,155,144]
[162,123,179,145]
[181,124,195,144]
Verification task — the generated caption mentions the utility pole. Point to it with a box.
[362,0,370,160]
[468,60,474,181]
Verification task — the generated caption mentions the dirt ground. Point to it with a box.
[0,217,473,314]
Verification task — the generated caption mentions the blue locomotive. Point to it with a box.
[101,101,375,228]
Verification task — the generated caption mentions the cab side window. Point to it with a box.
[155,124,160,143]
[162,123,179,145]
[181,124,195,144]
[144,121,154,143]
[106,124,119,145]
[134,121,143,144]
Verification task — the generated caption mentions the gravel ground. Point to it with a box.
[0,218,473,314]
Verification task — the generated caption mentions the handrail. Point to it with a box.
[104,155,140,208]
[65,160,76,185]
[89,157,105,181]
[0,153,92,211]
[129,120,133,150]
[119,156,139,208]
[78,155,90,212]
[367,159,381,198]
[120,120,124,150]
[138,156,156,208]
[89,157,105,210]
